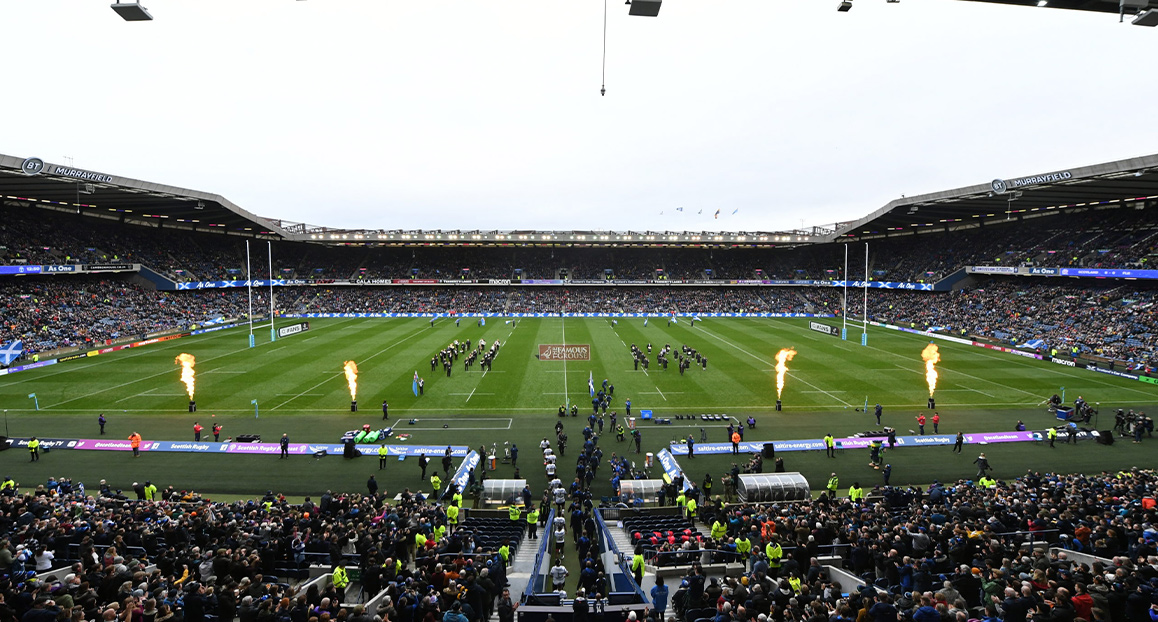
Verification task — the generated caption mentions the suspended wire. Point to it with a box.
[601,0,607,96]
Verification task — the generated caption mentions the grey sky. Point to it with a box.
[6,1,1155,233]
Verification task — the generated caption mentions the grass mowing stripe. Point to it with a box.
[269,321,429,410]
[731,319,1039,405]
[42,339,290,409]
[694,322,855,407]
[561,317,571,408]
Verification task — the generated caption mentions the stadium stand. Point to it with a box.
[607,468,1158,622]
[6,203,1158,284]
[5,202,1158,370]
[2,466,1156,622]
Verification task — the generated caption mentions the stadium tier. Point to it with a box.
[0,466,1156,622]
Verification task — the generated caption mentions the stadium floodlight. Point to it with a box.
[111,3,153,20]
[838,0,853,11]
[1133,9,1158,25]
[628,0,661,16]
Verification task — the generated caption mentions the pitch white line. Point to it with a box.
[405,425,513,430]
[655,387,667,401]
[276,393,323,396]
[696,325,855,407]
[16,401,1055,414]
[114,388,158,403]
[466,388,477,402]
[203,370,246,374]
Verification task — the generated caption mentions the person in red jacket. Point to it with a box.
[1071,583,1094,621]
[916,413,926,435]
[932,412,941,434]
[193,422,203,441]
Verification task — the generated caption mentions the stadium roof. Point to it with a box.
[0,153,289,239]
[10,149,1158,250]
[0,152,834,248]
[959,0,1158,19]
[829,152,1158,242]
[270,222,834,247]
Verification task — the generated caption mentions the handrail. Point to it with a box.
[646,549,745,566]
[595,509,648,604]
[521,508,555,604]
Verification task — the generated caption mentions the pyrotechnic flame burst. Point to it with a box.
[921,343,940,397]
[775,348,797,400]
[343,360,359,401]
[175,353,196,400]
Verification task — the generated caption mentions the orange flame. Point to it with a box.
[175,353,196,400]
[775,348,797,400]
[343,360,359,401]
[921,343,940,397]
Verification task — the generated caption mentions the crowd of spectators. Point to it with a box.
[2,463,1156,622]
[0,473,526,622]
[505,289,803,315]
[0,278,274,356]
[648,468,1158,622]
[815,278,1158,369]
[293,288,507,315]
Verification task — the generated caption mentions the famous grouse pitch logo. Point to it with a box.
[539,344,591,361]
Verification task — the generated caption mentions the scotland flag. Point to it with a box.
[588,371,595,397]
[0,341,22,365]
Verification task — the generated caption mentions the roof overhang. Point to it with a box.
[0,153,291,239]
[829,153,1158,242]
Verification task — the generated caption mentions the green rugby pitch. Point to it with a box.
[0,317,1154,498]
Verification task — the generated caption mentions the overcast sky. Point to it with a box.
[5,1,1157,233]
